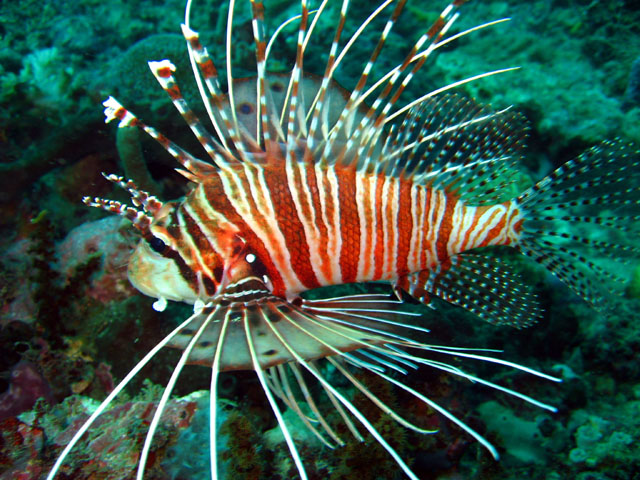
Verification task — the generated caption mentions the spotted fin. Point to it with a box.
[516,140,640,310]
[401,253,542,328]
[374,94,528,204]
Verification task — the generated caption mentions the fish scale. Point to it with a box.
[49,0,640,479]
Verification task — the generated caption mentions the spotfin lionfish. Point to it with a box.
[48,0,639,478]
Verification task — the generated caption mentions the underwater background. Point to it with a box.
[1,0,640,478]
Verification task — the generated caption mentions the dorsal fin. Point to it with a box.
[223,73,370,145]
[376,94,528,204]
[98,0,523,215]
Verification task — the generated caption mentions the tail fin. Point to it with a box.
[515,140,640,309]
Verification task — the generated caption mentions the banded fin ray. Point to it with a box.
[251,298,560,474]
[102,0,519,195]
[102,96,222,178]
[46,285,561,480]
[316,0,467,163]
[216,73,371,148]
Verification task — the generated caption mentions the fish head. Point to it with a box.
[126,193,271,308]
[126,200,207,306]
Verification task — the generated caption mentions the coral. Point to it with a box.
[162,391,236,480]
[578,299,640,382]
[27,214,68,339]
[426,0,640,168]
[0,111,104,205]
[4,212,135,339]
[0,241,38,328]
[625,262,640,298]
[0,212,136,428]
[0,390,200,479]
[567,410,636,470]
[622,56,640,111]
[0,0,102,204]
[219,410,263,480]
[0,362,54,421]
[116,127,161,197]
[0,415,46,479]
[19,47,74,112]
[477,401,546,465]
[56,216,137,304]
[320,370,418,480]
[575,422,604,450]
[26,213,119,355]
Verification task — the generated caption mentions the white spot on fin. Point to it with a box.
[153,297,168,312]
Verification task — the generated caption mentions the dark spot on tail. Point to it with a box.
[239,102,254,115]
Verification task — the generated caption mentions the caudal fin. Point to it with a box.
[515,140,640,309]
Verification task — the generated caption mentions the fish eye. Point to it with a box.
[148,236,166,254]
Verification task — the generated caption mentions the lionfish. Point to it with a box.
[48,0,639,478]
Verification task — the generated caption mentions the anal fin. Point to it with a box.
[402,253,542,328]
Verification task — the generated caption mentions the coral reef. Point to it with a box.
[622,56,640,111]
[0,362,54,422]
[0,388,200,480]
[477,401,547,465]
[56,216,137,304]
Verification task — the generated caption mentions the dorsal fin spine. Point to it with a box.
[148,60,227,169]
[351,5,462,169]
[354,17,510,124]
[349,3,415,172]
[181,23,233,154]
[306,0,350,151]
[250,0,270,148]
[218,0,254,165]
[284,0,309,159]
[102,96,217,179]
[225,0,240,144]
[320,0,401,165]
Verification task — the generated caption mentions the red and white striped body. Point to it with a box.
[130,156,524,306]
